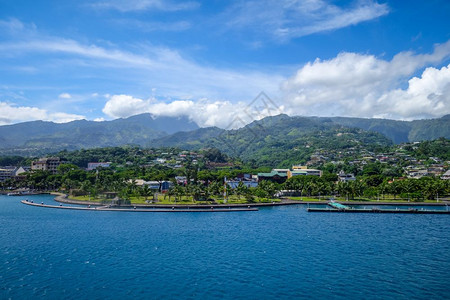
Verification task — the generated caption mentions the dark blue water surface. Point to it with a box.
[1,195,449,299]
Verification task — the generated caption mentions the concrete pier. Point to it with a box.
[21,200,258,212]
[307,207,450,214]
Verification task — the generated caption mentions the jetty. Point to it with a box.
[308,207,450,214]
[21,200,258,212]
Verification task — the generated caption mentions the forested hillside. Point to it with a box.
[0,113,449,156]
[150,114,392,167]
[329,114,450,143]
[0,114,198,155]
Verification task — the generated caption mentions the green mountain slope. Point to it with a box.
[0,113,448,157]
[0,114,198,154]
[149,114,392,167]
[328,115,450,143]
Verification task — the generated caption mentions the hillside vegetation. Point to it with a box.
[0,113,448,156]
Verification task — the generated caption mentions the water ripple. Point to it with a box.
[0,195,449,299]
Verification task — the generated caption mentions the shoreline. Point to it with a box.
[51,193,449,208]
[52,192,302,208]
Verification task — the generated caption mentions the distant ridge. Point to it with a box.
[0,114,199,154]
[327,115,450,143]
[0,113,448,156]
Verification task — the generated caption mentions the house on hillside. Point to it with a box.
[441,170,450,180]
[87,162,111,171]
[337,170,356,182]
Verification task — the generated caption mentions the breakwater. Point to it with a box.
[307,207,450,214]
[21,200,258,212]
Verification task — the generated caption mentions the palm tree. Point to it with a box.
[173,185,184,203]
[166,188,175,202]
[191,184,203,202]
[337,181,350,200]
[378,181,389,200]
[140,185,152,202]
[236,181,248,200]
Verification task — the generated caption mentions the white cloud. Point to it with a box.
[90,0,200,12]
[376,64,450,119]
[113,19,191,32]
[0,18,27,33]
[224,0,389,42]
[0,19,284,101]
[102,94,151,118]
[49,112,86,123]
[102,94,285,128]
[282,41,450,119]
[58,93,71,99]
[0,102,85,125]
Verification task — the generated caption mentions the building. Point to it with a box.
[134,179,172,191]
[226,180,258,188]
[31,157,61,174]
[337,170,356,182]
[287,165,322,178]
[0,166,27,182]
[175,176,187,185]
[225,175,259,188]
[87,162,111,171]
[427,165,445,177]
[441,170,450,180]
[406,169,429,179]
[257,170,288,183]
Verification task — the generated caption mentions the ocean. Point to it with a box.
[1,194,449,299]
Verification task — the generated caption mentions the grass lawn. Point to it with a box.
[288,196,327,202]
[70,194,281,205]
[71,195,95,201]
[70,193,443,205]
[286,195,443,203]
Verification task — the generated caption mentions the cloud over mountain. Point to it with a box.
[0,102,85,125]
[282,40,450,120]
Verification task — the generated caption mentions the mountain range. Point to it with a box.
[0,113,449,157]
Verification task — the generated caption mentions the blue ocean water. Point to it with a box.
[1,195,449,299]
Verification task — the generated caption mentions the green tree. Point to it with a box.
[235,181,248,200]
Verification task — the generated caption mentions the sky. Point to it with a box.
[0,0,449,128]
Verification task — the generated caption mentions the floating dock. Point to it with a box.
[21,200,258,212]
[307,207,450,214]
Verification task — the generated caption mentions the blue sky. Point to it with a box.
[0,0,449,127]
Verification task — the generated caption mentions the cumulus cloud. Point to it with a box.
[102,94,285,128]
[375,65,450,119]
[282,41,450,119]
[102,94,150,118]
[0,102,85,125]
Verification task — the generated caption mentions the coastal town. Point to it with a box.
[1,139,449,203]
